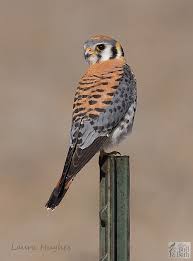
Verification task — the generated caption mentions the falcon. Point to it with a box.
[46,35,137,210]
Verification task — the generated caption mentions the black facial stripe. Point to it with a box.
[121,46,124,56]
[110,46,117,59]
[110,46,118,59]
[97,53,102,63]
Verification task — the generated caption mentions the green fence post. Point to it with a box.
[99,155,130,261]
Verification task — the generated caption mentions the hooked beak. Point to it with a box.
[84,47,94,59]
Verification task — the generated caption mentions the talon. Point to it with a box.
[109,151,121,156]
[99,150,121,166]
[100,149,121,158]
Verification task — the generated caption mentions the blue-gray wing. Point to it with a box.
[67,64,136,177]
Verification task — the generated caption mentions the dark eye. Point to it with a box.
[96,44,105,51]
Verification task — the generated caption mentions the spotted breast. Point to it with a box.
[72,58,125,122]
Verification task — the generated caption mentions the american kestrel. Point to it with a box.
[46,35,137,210]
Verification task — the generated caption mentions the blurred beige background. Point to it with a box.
[0,0,193,260]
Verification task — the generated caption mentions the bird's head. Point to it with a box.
[83,35,124,65]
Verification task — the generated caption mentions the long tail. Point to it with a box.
[45,176,73,210]
[45,136,108,210]
[45,145,76,210]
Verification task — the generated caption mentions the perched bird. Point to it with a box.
[46,35,137,210]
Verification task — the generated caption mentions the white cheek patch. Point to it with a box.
[100,45,112,62]
[88,55,98,65]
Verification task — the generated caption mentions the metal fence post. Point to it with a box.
[99,155,130,261]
